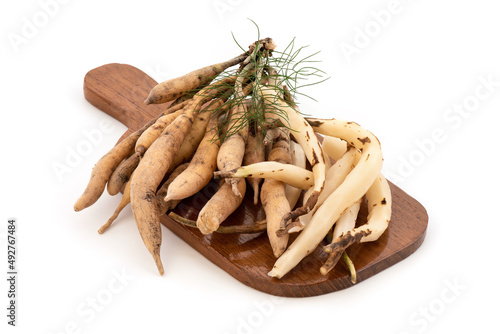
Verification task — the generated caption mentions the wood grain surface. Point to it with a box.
[83,63,429,297]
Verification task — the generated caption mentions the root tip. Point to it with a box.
[231,182,242,197]
[267,268,281,279]
[275,228,287,238]
[196,216,217,235]
[153,253,164,276]
[74,197,91,212]
[272,248,286,259]
[252,185,259,205]
[98,221,112,234]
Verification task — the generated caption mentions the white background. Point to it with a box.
[1,0,499,333]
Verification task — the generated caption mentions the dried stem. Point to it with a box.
[168,212,266,234]
[342,251,357,284]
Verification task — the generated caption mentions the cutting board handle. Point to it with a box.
[83,63,166,132]
[81,63,429,297]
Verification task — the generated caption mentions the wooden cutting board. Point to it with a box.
[83,63,429,297]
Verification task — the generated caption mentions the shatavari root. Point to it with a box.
[268,118,383,279]
[75,34,391,279]
[261,129,292,258]
[130,108,197,275]
[106,146,145,196]
[74,114,161,212]
[257,73,326,233]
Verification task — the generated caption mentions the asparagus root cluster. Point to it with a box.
[74,35,391,280]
